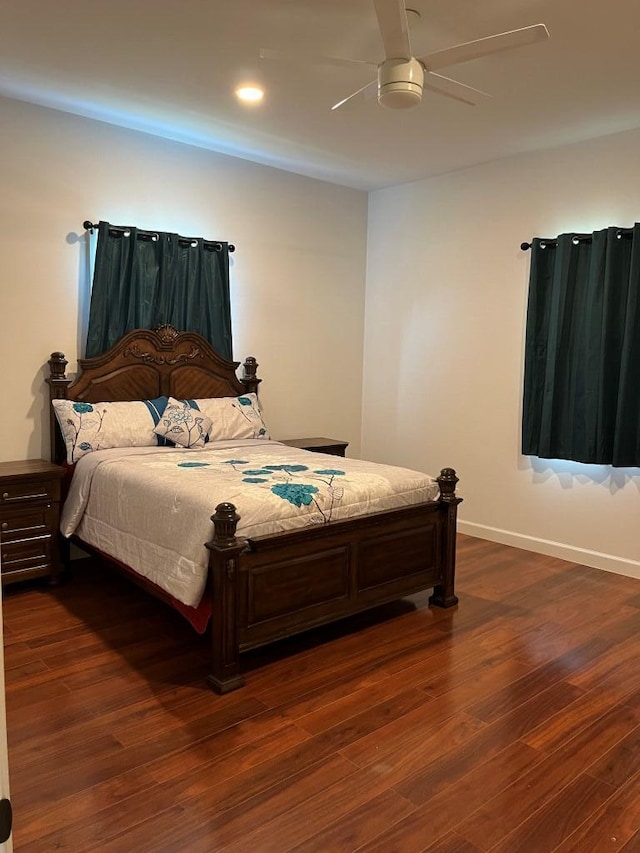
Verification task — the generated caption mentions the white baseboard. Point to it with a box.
[458,520,640,581]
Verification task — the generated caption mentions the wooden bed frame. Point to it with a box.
[47,325,461,693]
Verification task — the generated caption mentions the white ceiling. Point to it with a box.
[2,0,639,191]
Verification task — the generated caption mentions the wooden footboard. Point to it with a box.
[205,468,461,694]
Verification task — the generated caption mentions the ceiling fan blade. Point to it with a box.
[423,71,492,106]
[331,79,377,111]
[260,47,376,70]
[373,0,412,60]
[418,23,549,72]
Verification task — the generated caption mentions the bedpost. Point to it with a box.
[240,357,261,394]
[430,468,461,608]
[205,502,246,694]
[46,352,71,465]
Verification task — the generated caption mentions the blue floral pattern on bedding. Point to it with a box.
[52,398,158,463]
[213,456,347,522]
[171,454,348,523]
[65,403,104,458]
[196,394,270,442]
[153,398,212,448]
[271,482,319,507]
[235,396,268,438]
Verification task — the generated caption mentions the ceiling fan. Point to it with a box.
[261,0,549,111]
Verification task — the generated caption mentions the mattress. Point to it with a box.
[61,440,439,608]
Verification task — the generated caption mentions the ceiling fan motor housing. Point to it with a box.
[377,58,424,108]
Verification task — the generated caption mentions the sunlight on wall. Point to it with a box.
[527,455,639,496]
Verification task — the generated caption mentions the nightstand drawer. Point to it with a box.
[1,533,52,570]
[1,504,56,541]
[0,477,60,505]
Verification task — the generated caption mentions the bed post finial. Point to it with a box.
[48,352,68,384]
[211,502,240,545]
[437,468,459,503]
[241,357,261,394]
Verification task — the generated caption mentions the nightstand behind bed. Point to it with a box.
[279,437,349,457]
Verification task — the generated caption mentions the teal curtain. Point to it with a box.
[85,221,232,359]
[522,224,640,466]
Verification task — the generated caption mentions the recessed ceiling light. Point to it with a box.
[235,85,264,104]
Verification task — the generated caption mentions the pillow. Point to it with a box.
[153,398,213,448]
[143,395,174,446]
[52,399,158,464]
[195,393,270,442]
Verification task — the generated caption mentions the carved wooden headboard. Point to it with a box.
[46,324,260,464]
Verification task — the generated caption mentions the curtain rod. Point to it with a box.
[521,227,634,251]
[83,220,235,252]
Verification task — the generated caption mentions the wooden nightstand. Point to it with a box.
[0,460,65,586]
[280,437,349,457]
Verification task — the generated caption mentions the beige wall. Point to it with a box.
[0,97,367,462]
[364,127,640,578]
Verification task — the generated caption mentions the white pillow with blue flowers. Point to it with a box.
[153,398,213,448]
[195,393,270,441]
[52,399,158,464]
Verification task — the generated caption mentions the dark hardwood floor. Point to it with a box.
[4,533,640,851]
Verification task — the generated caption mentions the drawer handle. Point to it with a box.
[1,523,7,530]
[3,492,46,502]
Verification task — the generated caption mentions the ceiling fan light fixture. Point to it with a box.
[377,57,423,109]
[378,82,422,108]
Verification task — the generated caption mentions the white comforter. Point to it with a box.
[61,440,440,608]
